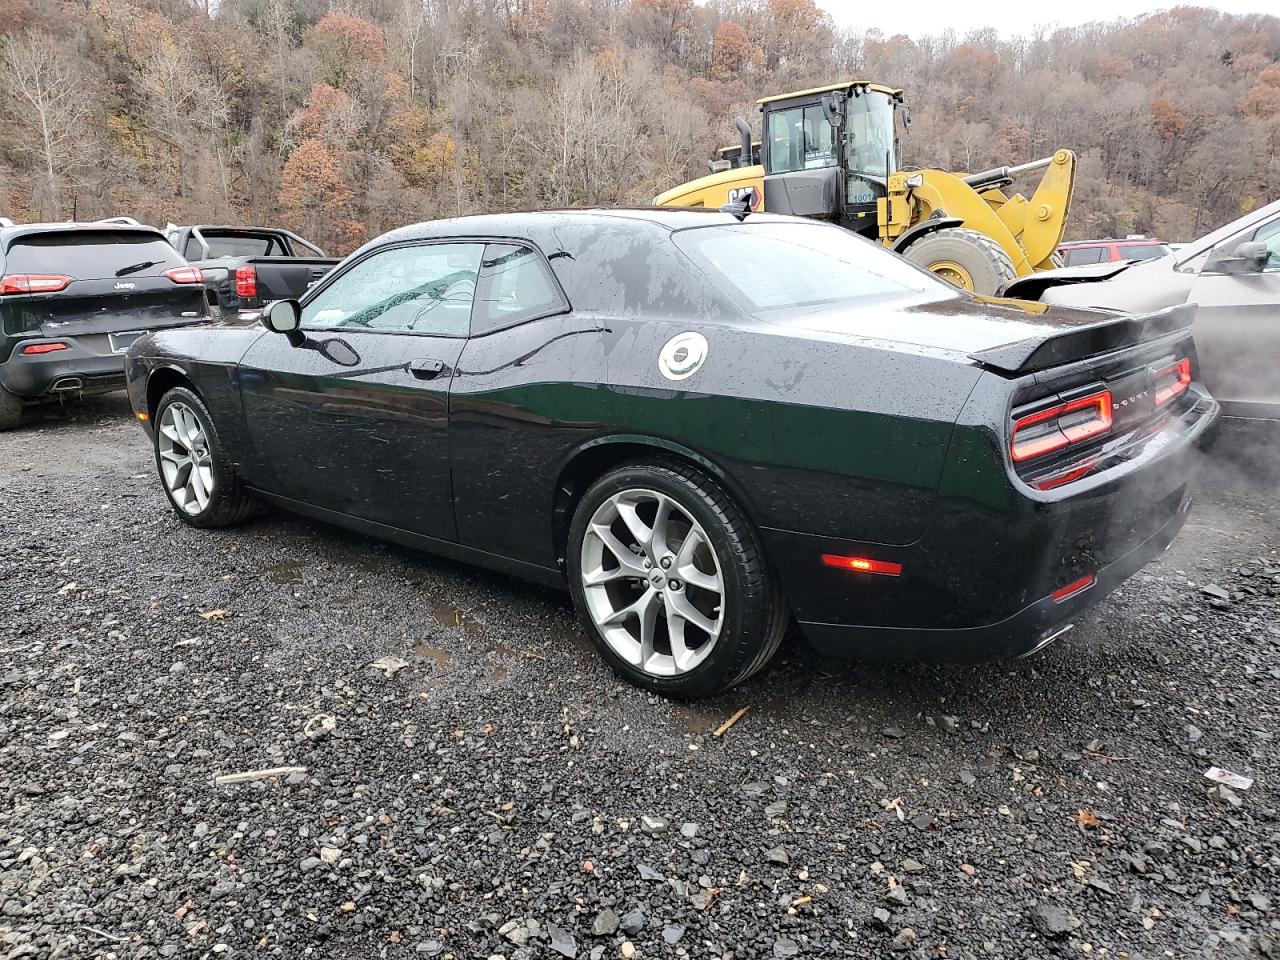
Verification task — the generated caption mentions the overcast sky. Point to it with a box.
[812,0,1277,37]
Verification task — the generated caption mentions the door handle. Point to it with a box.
[409,358,446,380]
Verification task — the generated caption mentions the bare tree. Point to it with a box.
[1,33,95,219]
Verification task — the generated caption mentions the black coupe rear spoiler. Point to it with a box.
[969,303,1196,375]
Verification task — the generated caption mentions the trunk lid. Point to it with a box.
[782,293,1195,375]
[20,278,207,337]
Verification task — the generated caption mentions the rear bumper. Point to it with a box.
[0,342,126,398]
[767,387,1218,661]
[797,484,1191,661]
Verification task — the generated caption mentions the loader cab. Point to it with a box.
[759,82,903,240]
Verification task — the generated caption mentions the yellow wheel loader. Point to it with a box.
[654,82,1076,295]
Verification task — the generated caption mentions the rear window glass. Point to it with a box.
[672,222,946,312]
[197,232,289,258]
[1117,243,1170,261]
[5,231,185,279]
[1063,246,1107,266]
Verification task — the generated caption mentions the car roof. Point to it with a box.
[0,222,166,250]
[171,225,293,233]
[1060,238,1165,247]
[369,208,806,246]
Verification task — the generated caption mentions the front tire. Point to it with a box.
[154,386,255,528]
[567,461,785,698]
[903,227,1017,295]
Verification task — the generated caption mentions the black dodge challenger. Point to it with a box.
[125,209,1219,696]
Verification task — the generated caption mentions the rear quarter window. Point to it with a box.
[544,220,737,320]
[5,231,185,280]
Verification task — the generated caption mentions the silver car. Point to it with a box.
[1006,199,1280,421]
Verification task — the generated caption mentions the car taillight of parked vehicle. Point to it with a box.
[234,265,257,299]
[0,274,73,295]
[164,266,204,285]
[21,342,69,355]
[1010,388,1114,464]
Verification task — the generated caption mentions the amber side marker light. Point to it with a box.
[821,554,903,577]
[1051,573,1096,603]
[135,411,149,422]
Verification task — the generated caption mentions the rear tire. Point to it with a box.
[904,227,1018,295]
[0,386,21,432]
[153,386,255,528]
[567,460,786,698]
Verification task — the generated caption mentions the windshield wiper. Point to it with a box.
[115,260,161,277]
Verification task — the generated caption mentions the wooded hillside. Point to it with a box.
[2,0,1278,252]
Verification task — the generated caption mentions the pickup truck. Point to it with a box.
[163,224,339,318]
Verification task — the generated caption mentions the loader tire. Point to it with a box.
[903,227,1017,295]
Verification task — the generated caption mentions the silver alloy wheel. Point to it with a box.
[580,488,725,677]
[158,401,214,516]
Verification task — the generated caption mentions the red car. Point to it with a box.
[1058,236,1171,266]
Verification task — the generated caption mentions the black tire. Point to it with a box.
[0,386,22,432]
[903,227,1018,295]
[153,386,256,528]
[567,460,786,698]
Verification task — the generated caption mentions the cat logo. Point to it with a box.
[727,186,761,211]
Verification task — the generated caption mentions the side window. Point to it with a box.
[1065,247,1105,266]
[302,242,483,336]
[767,105,836,175]
[471,244,568,335]
[1251,217,1280,270]
[184,237,203,261]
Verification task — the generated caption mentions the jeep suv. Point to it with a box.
[0,223,209,429]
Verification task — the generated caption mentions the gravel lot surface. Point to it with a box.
[1,394,1277,960]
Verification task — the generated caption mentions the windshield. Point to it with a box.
[672,221,951,313]
[845,91,896,178]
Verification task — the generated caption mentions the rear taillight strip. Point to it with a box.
[0,274,72,295]
[164,266,204,285]
[1011,389,1113,464]
[1153,358,1191,407]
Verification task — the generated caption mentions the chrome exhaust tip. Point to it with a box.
[1016,622,1073,659]
[50,377,83,392]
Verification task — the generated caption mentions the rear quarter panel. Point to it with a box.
[599,318,984,546]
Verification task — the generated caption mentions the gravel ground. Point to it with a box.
[1,394,1277,960]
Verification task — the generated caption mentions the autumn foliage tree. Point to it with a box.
[0,0,1278,250]
[278,139,363,251]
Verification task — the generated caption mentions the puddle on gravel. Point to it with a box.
[671,694,802,735]
[675,703,722,735]
[260,560,304,584]
[430,600,484,636]
[411,643,452,665]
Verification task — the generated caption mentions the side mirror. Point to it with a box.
[1205,239,1269,275]
[820,92,846,128]
[264,299,301,334]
